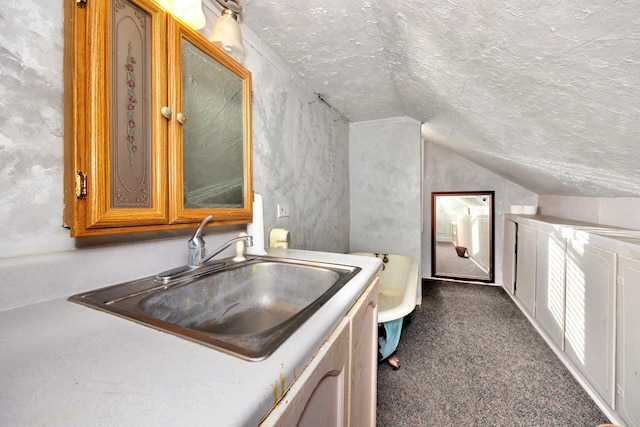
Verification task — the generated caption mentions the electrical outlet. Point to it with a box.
[277,203,290,218]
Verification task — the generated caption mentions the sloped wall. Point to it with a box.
[539,196,640,231]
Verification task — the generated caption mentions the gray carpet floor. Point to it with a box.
[376,280,610,427]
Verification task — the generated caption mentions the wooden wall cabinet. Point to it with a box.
[63,0,252,237]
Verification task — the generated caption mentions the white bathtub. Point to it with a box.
[351,252,419,323]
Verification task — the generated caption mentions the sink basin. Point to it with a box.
[69,257,360,360]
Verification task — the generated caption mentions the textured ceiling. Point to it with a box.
[241,0,640,197]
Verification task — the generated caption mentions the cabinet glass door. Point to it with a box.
[64,0,169,236]
[181,38,244,208]
[168,20,252,224]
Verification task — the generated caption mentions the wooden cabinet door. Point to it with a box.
[64,0,169,235]
[565,240,615,406]
[166,19,253,225]
[515,224,536,316]
[347,278,378,427]
[260,318,350,427]
[535,228,566,348]
[617,255,640,427]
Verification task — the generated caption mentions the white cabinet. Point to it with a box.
[515,224,536,316]
[347,278,378,426]
[261,278,379,427]
[617,255,640,427]
[534,228,566,348]
[504,215,634,424]
[261,318,351,426]
[565,239,615,406]
[503,219,517,295]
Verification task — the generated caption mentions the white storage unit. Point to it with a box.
[617,255,640,427]
[502,219,517,295]
[565,239,616,406]
[503,214,640,427]
[534,228,566,349]
[515,223,536,317]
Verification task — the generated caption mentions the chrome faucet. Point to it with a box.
[187,215,253,267]
[157,217,253,284]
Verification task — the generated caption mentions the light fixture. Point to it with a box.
[209,0,246,63]
[156,0,206,31]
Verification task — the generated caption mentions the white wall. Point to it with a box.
[538,196,640,231]
[349,117,422,265]
[423,142,538,285]
[0,1,350,311]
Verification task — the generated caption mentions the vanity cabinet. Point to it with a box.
[261,278,379,426]
[616,255,640,427]
[261,317,351,426]
[347,277,379,426]
[63,0,252,237]
[515,223,536,316]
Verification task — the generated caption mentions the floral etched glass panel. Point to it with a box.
[181,39,244,208]
[110,0,152,208]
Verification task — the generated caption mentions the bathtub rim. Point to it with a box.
[349,252,419,323]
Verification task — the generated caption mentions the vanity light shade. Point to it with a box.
[209,11,246,63]
[172,0,206,30]
[155,0,173,10]
[158,0,206,30]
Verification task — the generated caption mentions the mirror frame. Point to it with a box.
[431,191,495,283]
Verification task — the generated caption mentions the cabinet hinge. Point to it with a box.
[75,171,87,199]
[76,0,87,8]
[616,276,623,287]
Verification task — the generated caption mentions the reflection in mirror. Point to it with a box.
[182,38,244,208]
[431,191,494,282]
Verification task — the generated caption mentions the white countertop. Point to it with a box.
[0,249,381,426]
[506,213,640,257]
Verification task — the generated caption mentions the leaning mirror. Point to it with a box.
[431,191,494,282]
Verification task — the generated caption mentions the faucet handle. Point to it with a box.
[189,215,213,248]
[188,215,213,266]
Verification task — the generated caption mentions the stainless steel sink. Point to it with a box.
[69,257,360,360]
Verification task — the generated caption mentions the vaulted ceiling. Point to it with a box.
[241,0,640,197]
